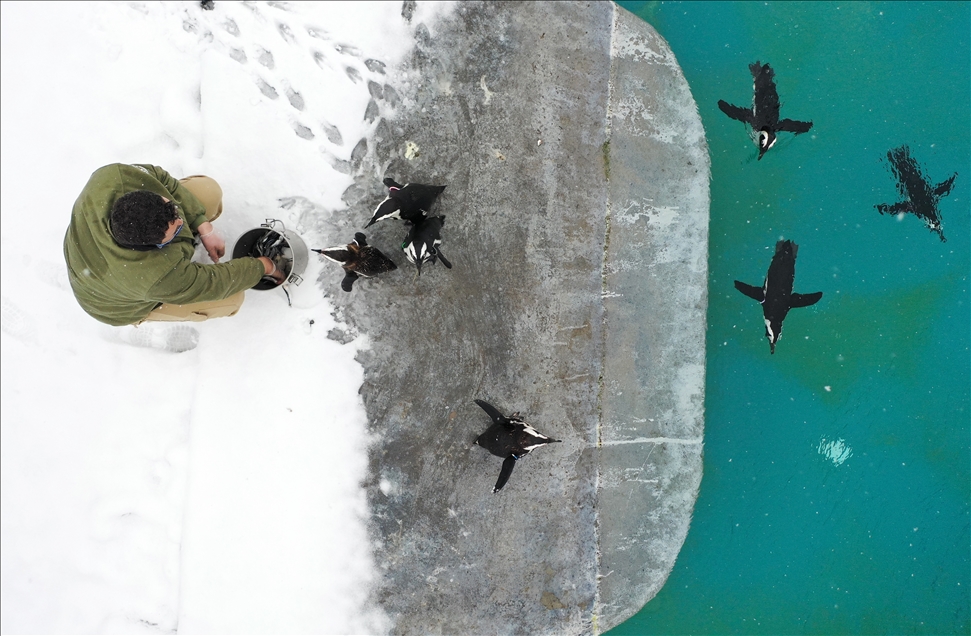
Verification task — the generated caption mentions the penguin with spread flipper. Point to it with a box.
[313,232,397,292]
[718,61,813,160]
[876,145,956,242]
[473,399,561,493]
[734,240,822,354]
[365,177,446,227]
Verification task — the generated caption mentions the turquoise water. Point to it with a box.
[611,2,970,634]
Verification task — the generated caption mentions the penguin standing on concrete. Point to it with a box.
[365,177,446,227]
[402,215,451,275]
[473,399,561,493]
[734,240,822,354]
[313,232,397,292]
[876,145,957,242]
[718,61,813,160]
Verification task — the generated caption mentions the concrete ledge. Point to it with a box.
[597,8,709,627]
[322,2,709,633]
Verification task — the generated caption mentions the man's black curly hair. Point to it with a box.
[110,191,179,247]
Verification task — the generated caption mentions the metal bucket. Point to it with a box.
[231,219,308,290]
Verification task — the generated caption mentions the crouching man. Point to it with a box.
[63,163,282,351]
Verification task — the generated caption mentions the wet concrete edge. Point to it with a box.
[596,6,710,630]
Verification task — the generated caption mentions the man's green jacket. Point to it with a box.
[64,164,264,326]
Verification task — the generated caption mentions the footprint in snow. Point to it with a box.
[193,3,396,175]
[276,21,297,45]
[293,122,314,140]
[35,259,71,291]
[320,120,343,146]
[306,26,329,41]
[284,83,304,111]
[222,18,240,37]
[256,45,275,69]
[365,59,387,74]
[1,297,38,344]
[254,76,279,100]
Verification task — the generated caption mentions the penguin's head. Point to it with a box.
[757,129,777,160]
[365,203,402,228]
[402,236,440,275]
[764,318,781,353]
[402,238,422,272]
[402,216,446,275]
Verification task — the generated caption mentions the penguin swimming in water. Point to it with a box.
[313,232,397,292]
[365,177,446,228]
[734,240,822,354]
[472,399,561,493]
[876,145,957,242]
[402,215,451,275]
[718,61,813,160]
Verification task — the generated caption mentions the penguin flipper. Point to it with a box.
[340,271,360,292]
[876,201,913,216]
[777,118,813,134]
[493,456,517,493]
[474,399,506,425]
[437,250,453,269]
[790,291,823,309]
[934,173,957,198]
[734,280,765,303]
[718,100,752,124]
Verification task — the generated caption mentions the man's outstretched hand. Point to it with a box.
[197,222,225,263]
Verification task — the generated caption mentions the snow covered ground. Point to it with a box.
[1,2,450,632]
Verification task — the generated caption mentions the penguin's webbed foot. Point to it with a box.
[341,271,360,292]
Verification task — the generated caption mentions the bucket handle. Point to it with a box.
[261,218,287,233]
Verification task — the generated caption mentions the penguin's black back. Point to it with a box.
[887,146,938,214]
[765,241,799,296]
[315,234,397,291]
[392,183,446,214]
[475,408,560,456]
[355,246,398,276]
[406,215,445,244]
[750,61,781,129]
[475,421,559,456]
[475,422,519,458]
